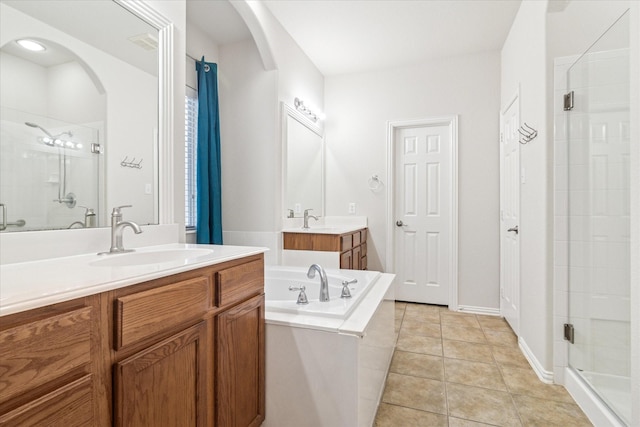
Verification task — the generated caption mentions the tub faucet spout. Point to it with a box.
[307,263,329,302]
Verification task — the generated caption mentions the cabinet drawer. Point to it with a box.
[0,375,93,426]
[0,306,92,403]
[217,259,264,308]
[361,229,367,243]
[115,275,210,349]
[340,234,353,251]
[352,231,361,247]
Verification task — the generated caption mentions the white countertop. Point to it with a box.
[0,243,268,317]
[281,225,366,235]
[281,216,367,235]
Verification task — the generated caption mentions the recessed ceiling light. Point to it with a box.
[16,39,46,52]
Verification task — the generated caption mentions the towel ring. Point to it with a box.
[368,175,382,191]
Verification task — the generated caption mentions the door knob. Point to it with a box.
[396,220,406,227]
[507,226,519,234]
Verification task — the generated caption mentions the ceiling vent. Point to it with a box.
[128,33,158,51]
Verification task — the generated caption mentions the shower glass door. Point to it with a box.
[566,10,630,425]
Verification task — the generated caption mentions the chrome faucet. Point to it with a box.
[307,263,329,302]
[100,205,142,254]
[303,209,318,229]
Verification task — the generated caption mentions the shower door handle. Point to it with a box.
[507,226,519,234]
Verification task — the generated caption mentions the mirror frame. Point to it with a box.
[116,0,173,225]
[281,101,325,219]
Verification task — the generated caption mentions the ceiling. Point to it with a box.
[2,0,158,75]
[188,0,522,77]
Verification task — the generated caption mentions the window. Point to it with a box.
[185,86,198,229]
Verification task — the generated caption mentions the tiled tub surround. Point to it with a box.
[375,302,592,426]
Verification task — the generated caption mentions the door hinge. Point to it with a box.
[91,143,102,154]
[563,91,574,111]
[564,323,575,344]
[500,132,504,143]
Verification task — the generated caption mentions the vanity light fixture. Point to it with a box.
[294,97,322,123]
[16,39,46,52]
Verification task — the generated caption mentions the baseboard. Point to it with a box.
[519,337,554,384]
[456,305,501,316]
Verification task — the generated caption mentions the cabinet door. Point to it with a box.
[216,294,265,427]
[114,322,207,427]
[352,245,361,270]
[340,250,353,269]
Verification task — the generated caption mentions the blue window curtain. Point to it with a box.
[196,57,223,244]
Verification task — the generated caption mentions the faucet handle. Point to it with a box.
[112,205,132,215]
[341,278,357,299]
[289,285,309,305]
[304,208,313,214]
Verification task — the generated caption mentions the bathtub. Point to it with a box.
[263,265,396,427]
[265,265,382,320]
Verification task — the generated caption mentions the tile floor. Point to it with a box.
[374,302,593,427]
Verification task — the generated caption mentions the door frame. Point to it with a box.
[385,116,459,310]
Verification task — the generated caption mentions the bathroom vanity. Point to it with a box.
[0,245,266,427]
[282,227,368,270]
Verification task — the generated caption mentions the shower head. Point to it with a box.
[25,122,72,139]
[25,121,53,138]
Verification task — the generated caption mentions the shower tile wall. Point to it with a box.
[0,108,100,231]
[553,49,631,382]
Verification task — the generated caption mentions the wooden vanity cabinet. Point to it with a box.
[110,254,265,427]
[0,253,265,427]
[283,228,368,270]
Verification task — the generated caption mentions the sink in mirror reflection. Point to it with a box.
[90,249,214,268]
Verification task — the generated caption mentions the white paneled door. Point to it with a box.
[394,124,452,305]
[500,95,520,334]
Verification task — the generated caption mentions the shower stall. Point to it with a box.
[559,10,631,426]
[0,107,101,231]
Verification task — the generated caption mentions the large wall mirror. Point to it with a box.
[0,0,161,232]
[282,103,324,219]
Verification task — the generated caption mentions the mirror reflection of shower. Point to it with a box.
[25,122,78,208]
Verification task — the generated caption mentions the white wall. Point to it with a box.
[501,0,552,374]
[325,51,501,310]
[207,2,324,264]
[629,4,639,424]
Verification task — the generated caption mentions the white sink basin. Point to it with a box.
[90,249,214,267]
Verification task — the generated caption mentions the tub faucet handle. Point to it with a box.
[289,285,309,305]
[341,278,357,299]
